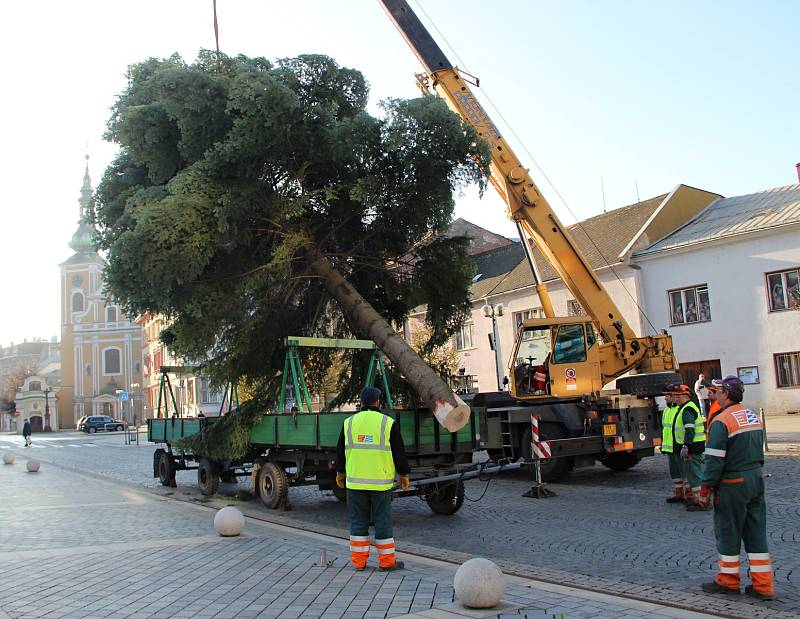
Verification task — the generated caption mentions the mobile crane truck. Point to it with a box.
[380,0,681,481]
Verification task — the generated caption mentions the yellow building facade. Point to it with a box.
[58,158,143,428]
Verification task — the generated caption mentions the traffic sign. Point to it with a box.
[120,391,129,400]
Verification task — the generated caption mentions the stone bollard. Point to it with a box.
[3,453,14,465]
[454,558,505,608]
[26,460,41,472]
[214,506,245,537]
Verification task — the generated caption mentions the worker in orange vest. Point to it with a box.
[699,376,774,600]
[705,379,724,434]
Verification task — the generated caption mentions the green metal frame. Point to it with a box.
[218,382,240,415]
[279,336,394,413]
[156,372,180,419]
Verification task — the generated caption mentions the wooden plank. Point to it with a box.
[284,336,376,350]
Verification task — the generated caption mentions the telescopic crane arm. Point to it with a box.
[379,0,675,382]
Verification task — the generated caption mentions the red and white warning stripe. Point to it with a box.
[530,414,552,459]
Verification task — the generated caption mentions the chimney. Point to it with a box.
[796,162,800,184]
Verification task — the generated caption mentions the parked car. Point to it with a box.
[82,416,125,433]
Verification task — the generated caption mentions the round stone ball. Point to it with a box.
[26,460,41,472]
[3,453,14,465]
[214,506,245,537]
[454,558,505,608]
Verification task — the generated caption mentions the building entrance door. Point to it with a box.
[29,416,43,432]
[678,359,722,388]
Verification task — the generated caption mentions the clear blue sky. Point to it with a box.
[1,0,798,346]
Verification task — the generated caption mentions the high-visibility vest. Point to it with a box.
[344,409,395,491]
[661,404,680,453]
[674,400,706,444]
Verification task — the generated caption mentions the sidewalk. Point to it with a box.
[1,449,795,619]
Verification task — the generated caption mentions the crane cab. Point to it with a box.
[510,316,604,400]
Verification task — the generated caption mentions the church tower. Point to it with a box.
[58,157,143,428]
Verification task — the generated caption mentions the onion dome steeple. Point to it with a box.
[68,155,98,255]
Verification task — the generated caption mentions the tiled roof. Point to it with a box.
[446,217,513,255]
[466,194,666,298]
[637,184,800,255]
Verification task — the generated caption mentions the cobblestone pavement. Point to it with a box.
[2,431,798,617]
[0,450,732,619]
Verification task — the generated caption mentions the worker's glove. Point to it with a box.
[399,475,411,491]
[335,473,346,489]
[698,485,712,509]
[680,445,689,459]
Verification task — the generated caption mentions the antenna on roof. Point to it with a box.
[600,176,607,213]
[635,180,641,203]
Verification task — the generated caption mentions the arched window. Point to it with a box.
[103,348,121,375]
[71,291,84,312]
[28,381,41,392]
[106,306,118,322]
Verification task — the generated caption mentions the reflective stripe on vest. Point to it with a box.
[661,405,680,453]
[674,401,706,444]
[344,410,395,491]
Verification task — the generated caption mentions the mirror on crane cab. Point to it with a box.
[510,316,603,400]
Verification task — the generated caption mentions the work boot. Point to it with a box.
[666,495,685,503]
[745,585,775,601]
[379,561,405,572]
[701,581,739,595]
[686,503,711,512]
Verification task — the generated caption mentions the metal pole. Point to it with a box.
[491,312,504,391]
[760,407,769,452]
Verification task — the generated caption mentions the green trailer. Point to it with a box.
[147,337,508,515]
[149,408,480,515]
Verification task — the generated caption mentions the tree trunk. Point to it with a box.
[307,250,470,432]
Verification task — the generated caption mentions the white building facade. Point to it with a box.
[634,184,800,413]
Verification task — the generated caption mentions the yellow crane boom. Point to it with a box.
[380,0,675,387]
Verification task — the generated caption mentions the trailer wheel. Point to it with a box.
[617,371,682,397]
[221,470,238,484]
[257,463,288,509]
[603,452,641,472]
[197,458,220,496]
[153,448,165,478]
[157,451,176,487]
[332,479,347,503]
[425,481,465,515]
[521,422,574,482]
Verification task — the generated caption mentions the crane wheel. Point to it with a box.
[603,452,641,472]
[617,371,682,397]
[521,422,573,482]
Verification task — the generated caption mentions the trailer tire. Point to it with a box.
[425,481,465,515]
[603,452,641,472]
[157,451,176,487]
[521,422,573,482]
[257,463,288,509]
[332,484,347,503]
[617,371,681,397]
[153,449,165,478]
[221,470,238,484]
[197,458,220,496]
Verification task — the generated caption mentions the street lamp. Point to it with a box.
[43,387,52,432]
[481,302,505,391]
